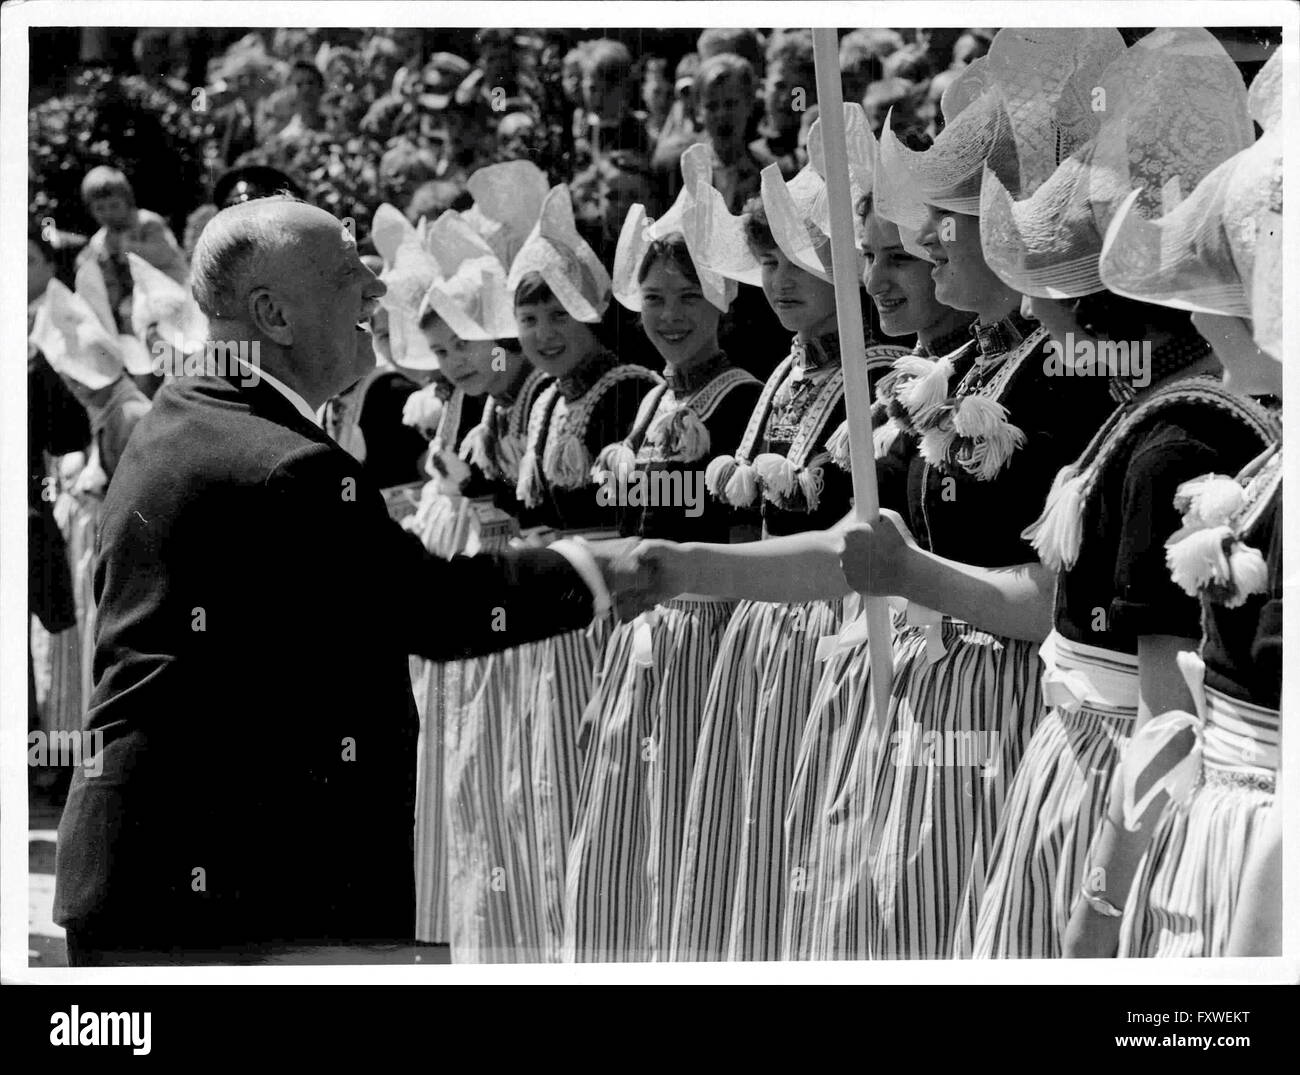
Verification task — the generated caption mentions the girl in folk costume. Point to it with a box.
[508,184,661,961]
[822,35,1124,961]
[410,202,556,963]
[563,145,762,962]
[399,162,551,961]
[1065,48,1284,960]
[781,167,977,959]
[663,106,907,962]
[945,28,1268,960]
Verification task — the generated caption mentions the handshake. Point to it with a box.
[576,508,917,620]
[580,537,694,621]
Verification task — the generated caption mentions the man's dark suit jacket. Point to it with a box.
[53,372,596,956]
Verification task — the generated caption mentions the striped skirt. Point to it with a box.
[1119,682,1280,958]
[811,617,1043,960]
[411,492,518,955]
[505,616,611,962]
[963,632,1138,959]
[780,598,899,959]
[564,596,736,962]
[668,598,844,962]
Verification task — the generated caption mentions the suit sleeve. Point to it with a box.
[267,438,596,661]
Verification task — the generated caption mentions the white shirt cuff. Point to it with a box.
[550,538,612,617]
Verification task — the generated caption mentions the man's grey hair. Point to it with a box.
[190,195,302,321]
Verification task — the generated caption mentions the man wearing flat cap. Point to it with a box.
[53,197,647,965]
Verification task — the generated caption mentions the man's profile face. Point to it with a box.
[277,216,387,396]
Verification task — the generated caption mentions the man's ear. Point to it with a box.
[249,288,293,346]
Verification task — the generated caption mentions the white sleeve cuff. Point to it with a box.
[550,538,612,617]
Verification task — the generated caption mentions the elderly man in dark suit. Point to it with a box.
[54,198,641,965]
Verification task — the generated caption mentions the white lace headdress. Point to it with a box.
[506,185,611,323]
[981,27,1254,300]
[462,160,551,272]
[419,211,519,341]
[760,103,877,283]
[373,206,441,370]
[611,142,738,312]
[1098,45,1281,343]
[875,55,1020,261]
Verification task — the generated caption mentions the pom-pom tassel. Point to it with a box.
[459,424,495,476]
[753,452,797,502]
[497,433,525,479]
[1224,542,1269,608]
[1022,464,1086,570]
[516,449,543,508]
[705,454,738,499]
[919,426,956,468]
[963,419,1026,482]
[900,356,954,424]
[649,407,711,462]
[951,395,1009,439]
[547,434,592,489]
[797,463,825,513]
[1165,525,1233,598]
[723,461,759,507]
[1170,474,1245,538]
[826,420,852,470]
[873,418,903,460]
[591,441,637,496]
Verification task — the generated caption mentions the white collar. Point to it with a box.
[240,360,319,427]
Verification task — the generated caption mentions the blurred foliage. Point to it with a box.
[29,68,215,238]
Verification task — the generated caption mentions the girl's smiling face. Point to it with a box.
[421,315,499,395]
[863,212,968,343]
[916,206,1011,317]
[514,294,600,378]
[639,258,722,369]
[756,244,838,336]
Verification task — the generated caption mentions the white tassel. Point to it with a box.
[647,407,711,461]
[1165,525,1233,598]
[899,356,955,424]
[797,463,825,513]
[873,418,903,459]
[1224,541,1269,608]
[723,461,759,507]
[547,434,592,489]
[516,449,543,508]
[960,418,1026,481]
[826,420,852,470]
[591,441,637,487]
[705,454,738,499]
[1022,464,1086,570]
[919,426,956,468]
[497,433,524,479]
[753,452,797,502]
[459,424,494,475]
[951,395,1009,439]
[1171,474,1245,533]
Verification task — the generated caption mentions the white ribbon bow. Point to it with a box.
[1118,650,1207,832]
[631,608,662,669]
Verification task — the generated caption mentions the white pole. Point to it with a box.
[811,28,894,720]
